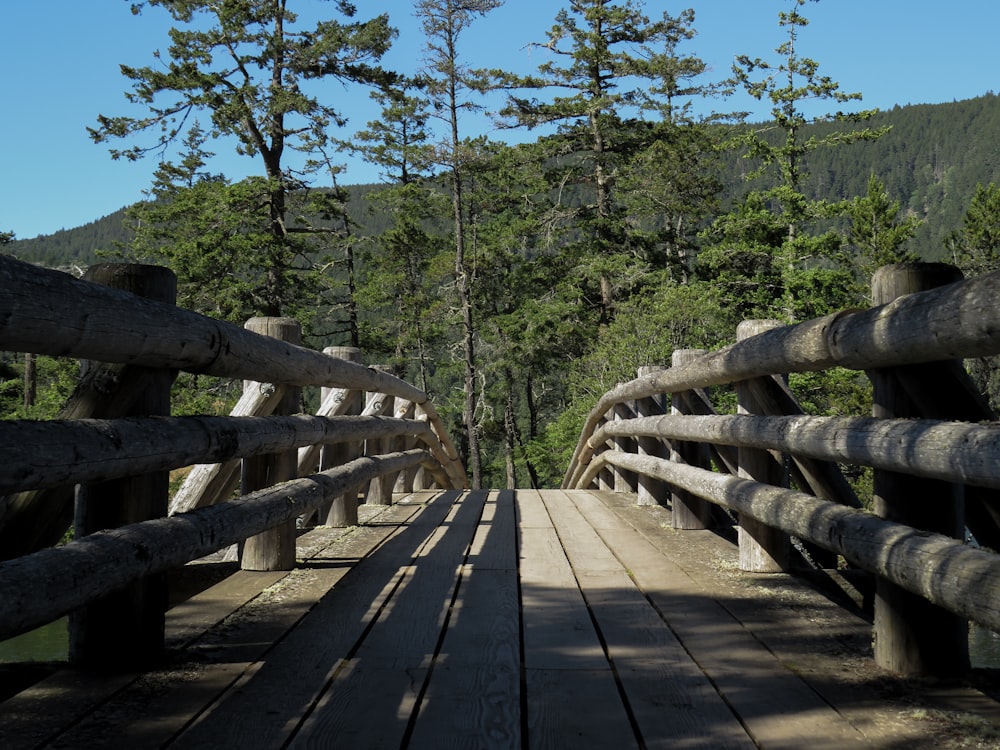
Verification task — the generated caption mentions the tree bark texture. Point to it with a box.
[70,263,177,669]
[0,452,429,642]
[594,451,1000,636]
[869,263,969,676]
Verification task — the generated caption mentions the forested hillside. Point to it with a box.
[8,94,1000,269]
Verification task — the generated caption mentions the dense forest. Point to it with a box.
[4,0,1000,492]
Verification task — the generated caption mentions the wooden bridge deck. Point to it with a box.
[2,489,999,749]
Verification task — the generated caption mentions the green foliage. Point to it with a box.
[0,355,78,420]
[947,182,1000,276]
[844,174,922,283]
[12,1,1000,493]
[92,0,396,319]
[704,0,889,321]
[568,280,736,401]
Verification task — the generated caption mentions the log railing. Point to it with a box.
[0,256,465,667]
[563,263,1000,677]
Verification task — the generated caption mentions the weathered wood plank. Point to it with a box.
[586,491,873,749]
[406,490,520,745]
[555,490,755,750]
[467,489,518,570]
[407,568,521,748]
[5,500,428,750]
[518,490,637,749]
[525,668,639,750]
[168,494,449,748]
[580,569,757,750]
[285,491,487,749]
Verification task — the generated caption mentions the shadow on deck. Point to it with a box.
[2,490,999,749]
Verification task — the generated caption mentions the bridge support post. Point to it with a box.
[319,346,363,527]
[393,398,418,494]
[70,263,177,669]
[669,350,714,528]
[870,263,969,676]
[736,321,790,573]
[364,366,394,505]
[613,400,638,493]
[240,317,301,571]
[595,413,614,491]
[636,366,668,506]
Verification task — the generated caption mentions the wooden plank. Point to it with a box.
[584,491,871,749]
[165,569,286,648]
[526,668,638,750]
[538,489,621,573]
[518,495,605,670]
[580,570,756,750]
[516,486,553,528]
[171,492,459,750]
[38,498,434,750]
[286,491,489,749]
[407,569,521,748]
[552,490,754,750]
[517,490,638,749]
[467,489,518,570]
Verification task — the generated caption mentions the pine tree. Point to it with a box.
[91,0,395,317]
[350,81,450,389]
[845,174,921,284]
[705,0,889,320]
[947,182,1000,276]
[498,0,713,319]
[416,0,503,489]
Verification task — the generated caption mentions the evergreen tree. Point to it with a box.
[845,174,921,285]
[703,0,889,320]
[416,0,503,489]
[947,182,1000,276]
[499,0,711,320]
[350,81,450,390]
[91,0,395,318]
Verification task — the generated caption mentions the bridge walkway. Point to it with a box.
[1,489,998,748]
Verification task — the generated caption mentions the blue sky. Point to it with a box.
[2,0,996,240]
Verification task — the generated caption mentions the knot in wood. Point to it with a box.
[93,368,120,395]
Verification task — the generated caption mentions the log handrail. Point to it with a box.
[564,268,1000,489]
[563,264,1000,676]
[0,256,425,400]
[0,257,467,649]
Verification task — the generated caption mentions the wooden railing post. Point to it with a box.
[636,365,668,506]
[870,262,969,676]
[70,263,177,669]
[669,350,714,529]
[613,400,638,493]
[596,411,614,491]
[239,317,301,571]
[393,398,418,494]
[318,346,363,527]
[736,320,790,572]
[364,367,394,506]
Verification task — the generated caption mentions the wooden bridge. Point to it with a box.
[5,487,995,749]
[3,257,1000,747]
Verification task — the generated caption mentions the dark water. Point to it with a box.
[0,618,68,663]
